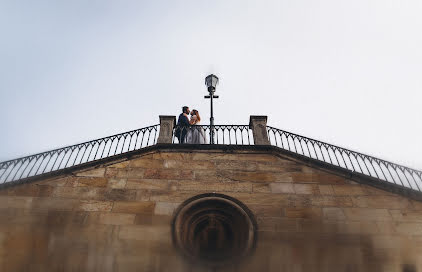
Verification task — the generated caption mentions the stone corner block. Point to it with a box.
[249,115,270,145]
[157,115,176,144]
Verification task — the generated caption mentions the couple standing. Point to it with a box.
[175,106,207,144]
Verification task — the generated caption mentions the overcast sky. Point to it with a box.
[1,0,421,169]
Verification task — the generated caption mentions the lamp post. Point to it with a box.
[204,74,219,144]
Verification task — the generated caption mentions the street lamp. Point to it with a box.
[204,74,219,144]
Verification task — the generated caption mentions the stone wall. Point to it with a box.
[0,148,421,271]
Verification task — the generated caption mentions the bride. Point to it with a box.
[185,109,207,144]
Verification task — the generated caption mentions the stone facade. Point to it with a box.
[0,147,421,271]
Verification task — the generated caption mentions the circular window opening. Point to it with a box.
[172,193,257,266]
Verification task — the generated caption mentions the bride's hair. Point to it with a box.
[192,109,200,122]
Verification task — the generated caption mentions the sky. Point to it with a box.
[0,0,421,169]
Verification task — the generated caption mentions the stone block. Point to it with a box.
[143,191,199,203]
[257,217,298,232]
[192,170,232,182]
[31,197,78,211]
[103,189,136,201]
[118,225,171,242]
[252,183,271,193]
[214,160,256,171]
[270,183,294,194]
[143,169,193,180]
[310,196,354,207]
[284,208,322,219]
[335,221,379,234]
[313,171,350,185]
[319,185,334,195]
[3,184,40,197]
[125,168,145,178]
[104,168,123,178]
[77,177,108,187]
[174,180,252,193]
[152,152,192,161]
[0,196,33,209]
[375,222,396,234]
[98,213,135,225]
[52,186,101,200]
[223,171,278,183]
[294,184,319,195]
[352,196,411,209]
[134,214,172,225]
[154,202,180,215]
[108,178,127,189]
[125,179,170,190]
[255,161,301,172]
[371,235,409,249]
[76,200,113,212]
[107,160,130,169]
[395,222,422,235]
[332,185,365,196]
[128,158,164,169]
[343,208,392,221]
[112,201,155,214]
[323,208,346,221]
[191,152,278,162]
[75,168,105,177]
[389,210,422,222]
[165,160,215,170]
[248,204,283,217]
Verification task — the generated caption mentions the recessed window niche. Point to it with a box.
[172,193,257,266]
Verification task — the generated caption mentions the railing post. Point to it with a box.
[249,115,270,145]
[157,116,176,144]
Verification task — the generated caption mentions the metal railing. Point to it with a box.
[0,125,159,184]
[267,126,422,192]
[1,123,421,195]
[172,125,253,145]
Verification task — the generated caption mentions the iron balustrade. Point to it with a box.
[267,126,422,192]
[1,123,421,195]
[172,125,253,145]
[0,125,159,185]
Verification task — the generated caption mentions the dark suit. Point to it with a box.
[176,113,190,143]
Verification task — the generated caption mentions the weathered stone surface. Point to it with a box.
[134,214,172,225]
[76,200,113,212]
[154,202,180,215]
[389,210,422,222]
[129,158,164,169]
[319,185,334,195]
[0,149,421,271]
[174,180,252,192]
[108,178,127,189]
[98,212,135,225]
[323,208,346,221]
[343,208,392,221]
[294,184,320,194]
[269,183,294,194]
[284,208,322,219]
[75,168,105,177]
[143,169,193,180]
[126,179,170,190]
[118,225,171,242]
[332,185,365,196]
[32,197,78,211]
[112,201,155,214]
[77,177,108,187]
[352,196,411,209]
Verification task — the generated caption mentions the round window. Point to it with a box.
[172,193,257,266]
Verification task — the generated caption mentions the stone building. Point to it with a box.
[0,116,421,271]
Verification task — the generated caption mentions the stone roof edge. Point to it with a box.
[1,144,421,201]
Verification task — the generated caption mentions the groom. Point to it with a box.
[175,106,190,143]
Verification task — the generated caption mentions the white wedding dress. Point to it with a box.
[185,116,207,144]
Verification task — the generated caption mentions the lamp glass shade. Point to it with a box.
[205,74,219,88]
